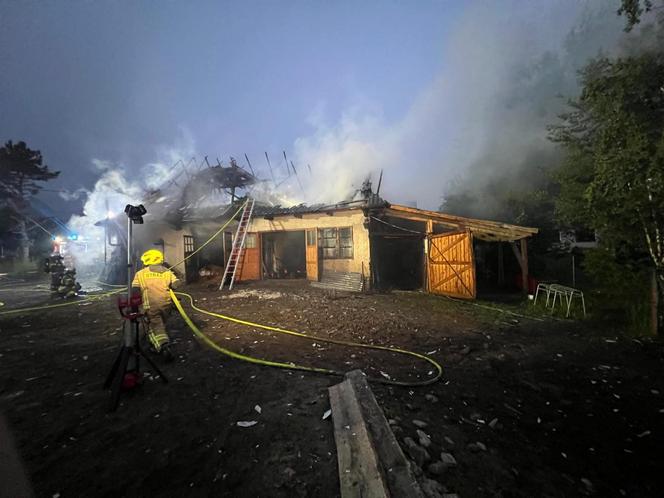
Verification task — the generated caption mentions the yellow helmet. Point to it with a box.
[141,249,164,266]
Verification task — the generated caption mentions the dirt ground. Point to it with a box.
[0,275,663,497]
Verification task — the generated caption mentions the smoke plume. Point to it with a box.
[292,1,639,211]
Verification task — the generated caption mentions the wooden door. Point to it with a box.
[237,233,261,281]
[305,229,319,281]
[427,230,476,299]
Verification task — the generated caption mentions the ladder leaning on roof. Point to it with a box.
[219,198,255,291]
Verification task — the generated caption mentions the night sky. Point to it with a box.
[1,1,604,217]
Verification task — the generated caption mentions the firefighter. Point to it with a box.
[44,254,65,294]
[58,268,81,298]
[132,249,180,361]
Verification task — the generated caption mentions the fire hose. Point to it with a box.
[170,289,443,387]
[0,203,247,317]
[0,199,443,387]
[0,288,126,316]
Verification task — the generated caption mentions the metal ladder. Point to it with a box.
[219,198,255,291]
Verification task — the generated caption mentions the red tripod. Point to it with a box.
[104,293,168,412]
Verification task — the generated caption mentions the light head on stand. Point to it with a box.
[124,204,147,224]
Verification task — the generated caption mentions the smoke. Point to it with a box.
[63,130,299,275]
[61,0,661,278]
[292,1,636,211]
[57,187,88,201]
[63,132,198,272]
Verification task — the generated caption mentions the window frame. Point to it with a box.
[183,235,195,254]
[319,226,353,260]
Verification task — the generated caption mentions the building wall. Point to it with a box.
[248,210,370,276]
[158,224,193,280]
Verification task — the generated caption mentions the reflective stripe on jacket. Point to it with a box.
[131,265,180,309]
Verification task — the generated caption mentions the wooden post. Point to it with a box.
[425,220,433,292]
[520,238,529,295]
[329,371,425,498]
[497,242,504,286]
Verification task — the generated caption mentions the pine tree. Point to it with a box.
[0,141,60,261]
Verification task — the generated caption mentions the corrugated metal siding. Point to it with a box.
[427,230,476,299]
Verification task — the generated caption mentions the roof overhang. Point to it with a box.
[383,204,538,242]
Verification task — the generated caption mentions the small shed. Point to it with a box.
[174,197,538,299]
[378,204,538,298]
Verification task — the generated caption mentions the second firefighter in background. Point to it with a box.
[132,249,180,361]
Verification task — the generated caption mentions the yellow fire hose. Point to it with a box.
[171,290,443,387]
[166,202,246,272]
[0,202,247,317]
[0,199,442,387]
[0,288,125,316]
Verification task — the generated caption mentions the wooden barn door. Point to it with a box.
[237,233,261,281]
[427,230,476,299]
[305,229,319,281]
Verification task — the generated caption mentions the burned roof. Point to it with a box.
[253,197,383,218]
[175,195,537,242]
[180,194,388,223]
[190,164,256,190]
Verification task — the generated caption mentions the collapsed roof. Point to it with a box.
[179,195,537,242]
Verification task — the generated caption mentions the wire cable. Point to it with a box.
[370,216,425,235]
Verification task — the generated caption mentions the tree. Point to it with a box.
[0,141,60,261]
[618,0,654,31]
[551,51,664,332]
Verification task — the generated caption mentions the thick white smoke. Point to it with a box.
[292,1,628,210]
[63,0,653,277]
[64,131,301,275]
[64,133,199,272]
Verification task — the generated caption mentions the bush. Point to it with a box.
[582,248,652,336]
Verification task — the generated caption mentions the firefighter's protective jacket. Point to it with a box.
[131,265,180,310]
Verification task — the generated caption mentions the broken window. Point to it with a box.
[320,227,353,259]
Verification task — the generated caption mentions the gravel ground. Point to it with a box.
[0,277,662,497]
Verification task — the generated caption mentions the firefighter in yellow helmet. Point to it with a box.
[132,249,180,361]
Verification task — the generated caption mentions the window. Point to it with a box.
[245,233,257,249]
[339,227,353,258]
[306,229,316,246]
[183,235,195,254]
[320,227,353,259]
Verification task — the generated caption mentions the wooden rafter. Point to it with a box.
[384,205,538,242]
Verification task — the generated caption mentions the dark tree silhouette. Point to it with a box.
[0,141,60,261]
